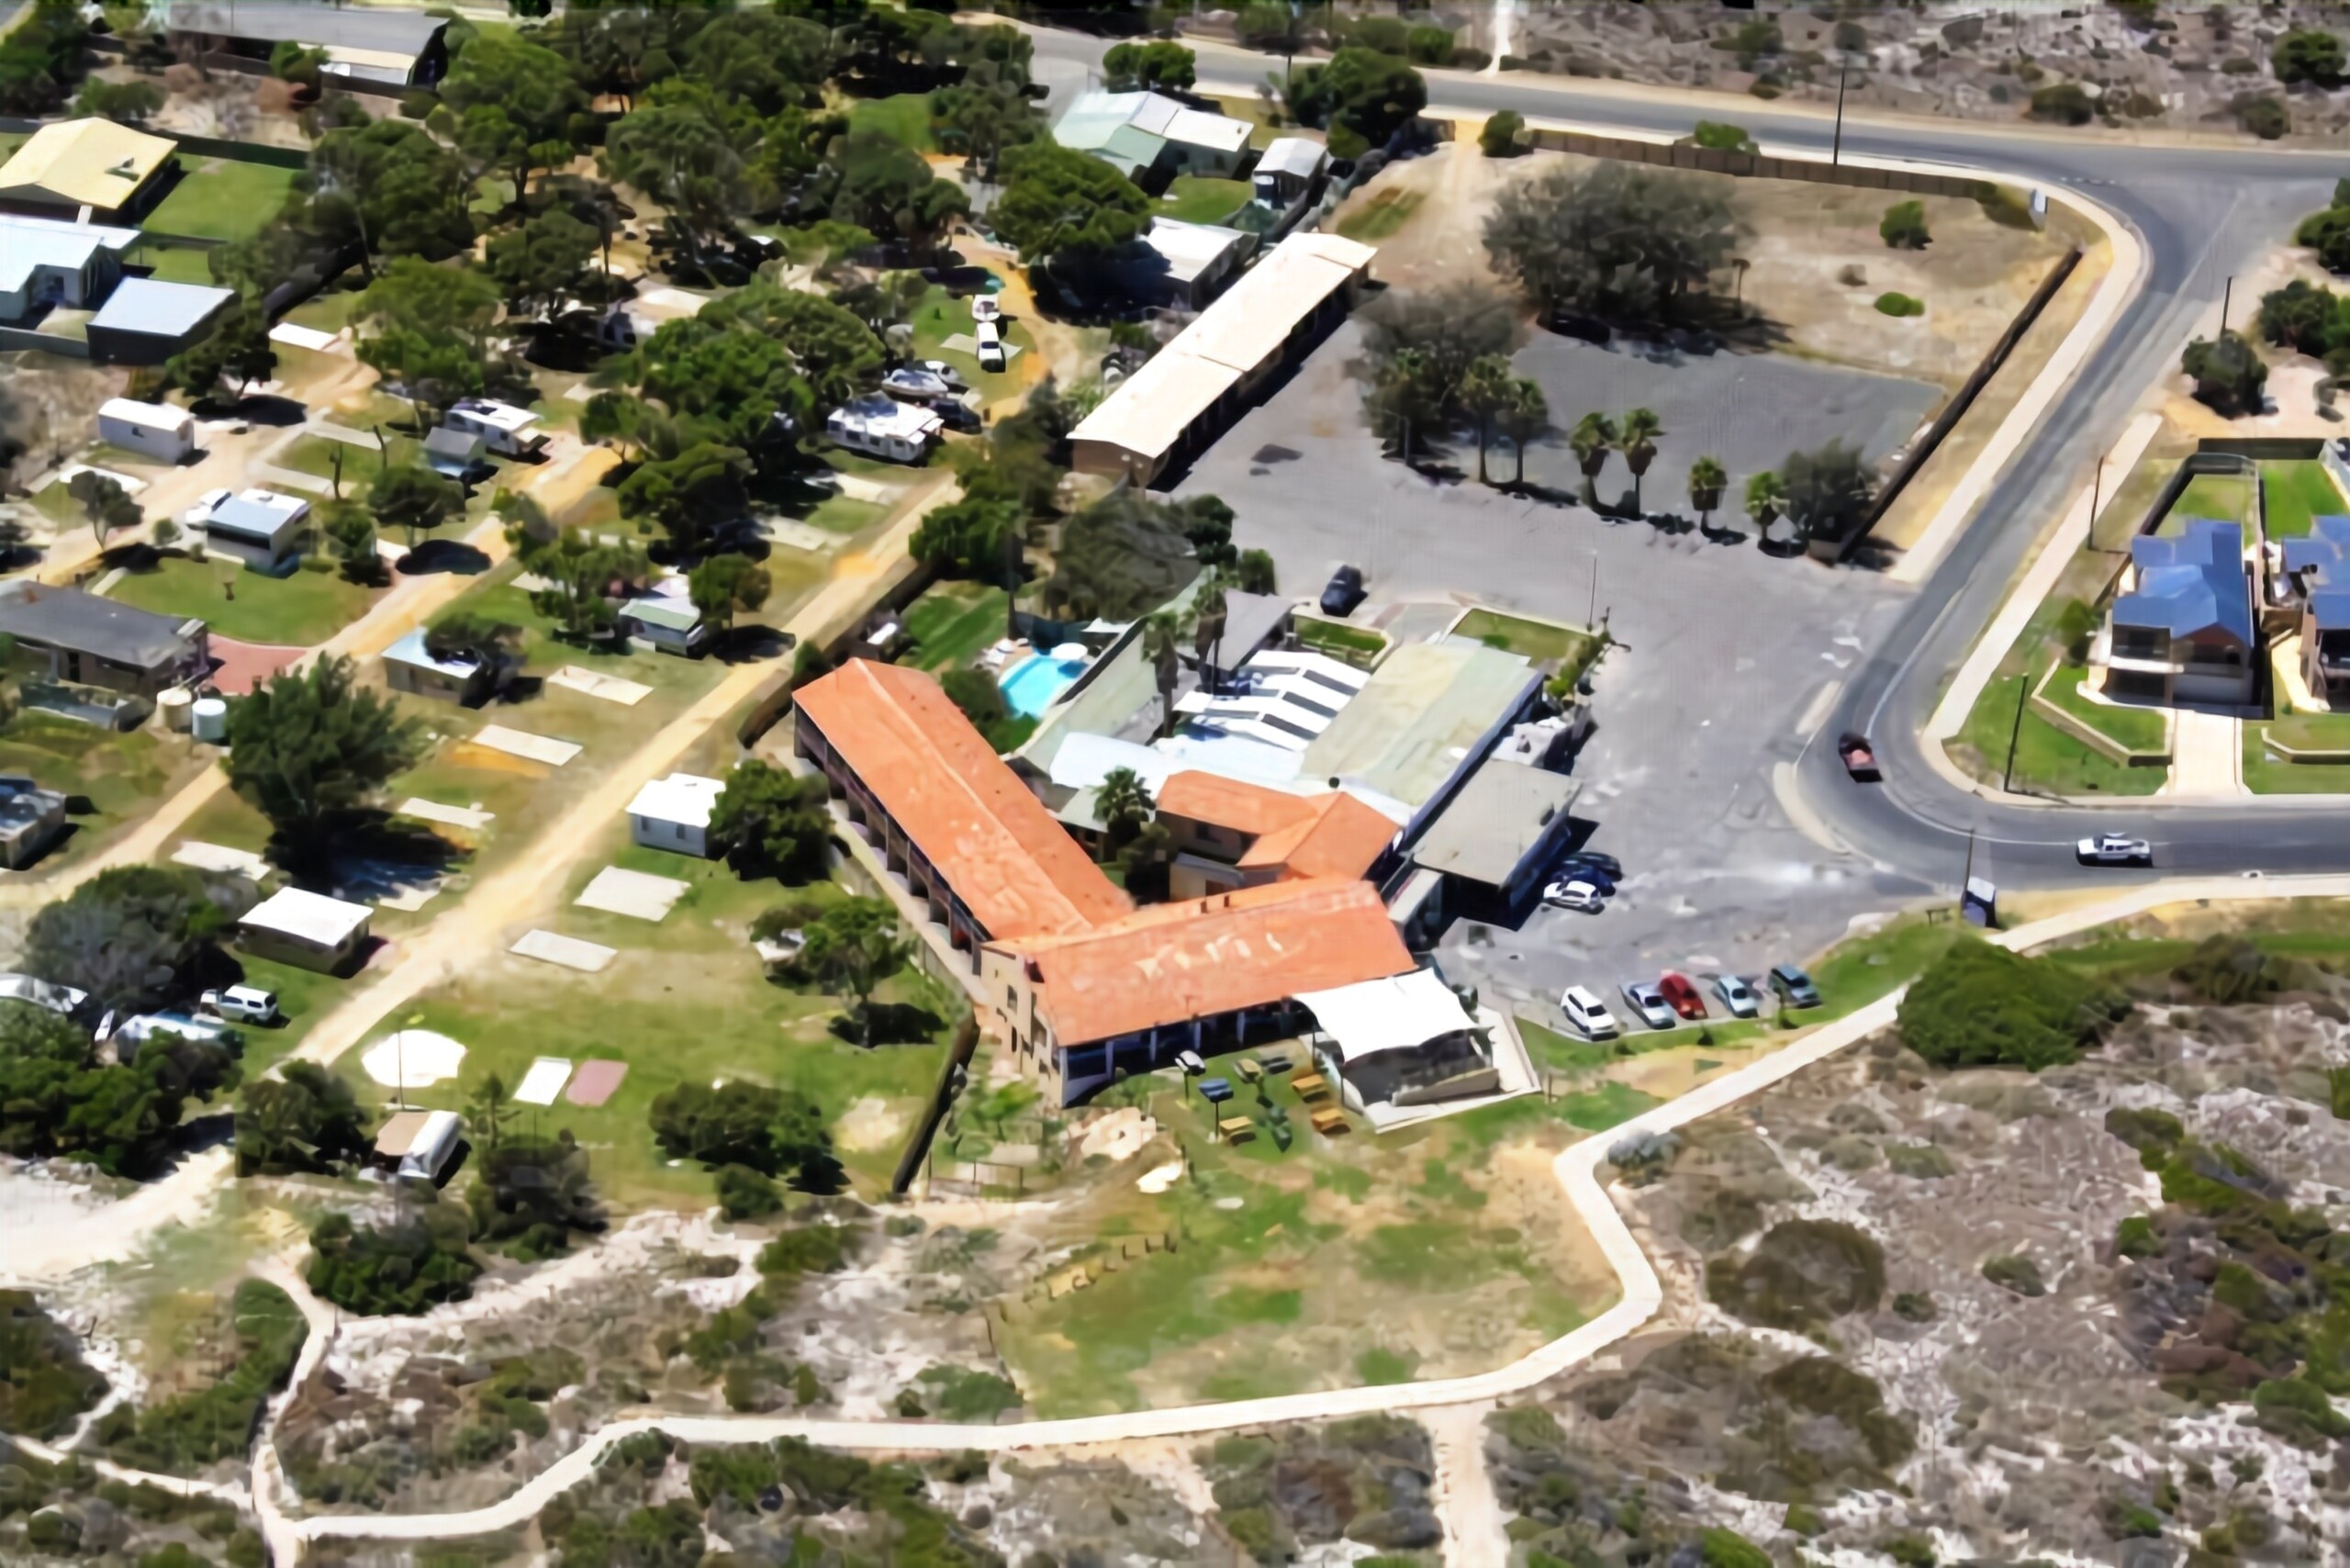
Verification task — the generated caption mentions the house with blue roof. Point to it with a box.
[2098,516,2255,707]
[2279,513,2350,706]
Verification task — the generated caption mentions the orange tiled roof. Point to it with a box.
[793,660,1131,940]
[1156,770,1315,837]
[993,878,1415,1047]
[1238,790,1397,881]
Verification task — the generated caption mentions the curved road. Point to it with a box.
[1034,29,2346,896]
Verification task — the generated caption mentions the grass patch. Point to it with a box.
[108,556,379,647]
[2041,665,2167,753]
[801,495,883,535]
[144,158,299,243]
[909,285,1034,402]
[273,434,394,495]
[2245,717,2350,794]
[847,93,937,152]
[1337,186,1424,242]
[29,482,80,530]
[1951,670,2165,798]
[2166,471,2255,531]
[1452,608,1596,667]
[2260,459,2346,540]
[900,580,1008,671]
[0,712,193,866]
[1874,291,1925,318]
[131,243,221,286]
[1155,174,1251,226]
[1292,614,1385,666]
[282,287,364,337]
[1552,1081,1663,1132]
[224,958,350,1075]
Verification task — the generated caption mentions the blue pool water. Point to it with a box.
[999,654,1085,718]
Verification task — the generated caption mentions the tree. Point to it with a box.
[469,1131,604,1259]
[369,462,464,551]
[1096,767,1154,858]
[308,120,477,268]
[930,65,1037,181]
[1485,161,1740,326]
[2258,279,2349,355]
[166,294,275,403]
[1192,577,1228,689]
[1686,455,1729,532]
[687,553,771,636]
[74,77,162,125]
[1617,408,1663,515]
[25,866,246,1016]
[423,612,522,674]
[307,1207,483,1316]
[603,102,766,268]
[1045,491,1216,621]
[940,666,1010,733]
[486,208,599,323]
[1103,39,1195,92]
[1495,379,1549,487]
[269,39,328,94]
[798,898,909,1048]
[825,129,968,252]
[1568,413,1617,507]
[2182,332,2268,417]
[708,758,833,882]
[1745,470,1787,532]
[68,471,141,554]
[648,1080,834,1187]
[316,499,383,586]
[989,140,1152,267]
[1456,355,1515,485]
[1359,282,1523,431]
[1286,47,1426,157]
[224,656,429,876]
[617,441,754,554]
[715,1163,782,1220]
[1880,199,1931,250]
[1145,611,1181,740]
[2298,205,2350,274]
[1479,109,1528,158]
[697,284,886,410]
[1781,441,1875,544]
[1237,548,1277,595]
[632,319,807,472]
[1897,940,2126,1071]
[0,1,89,116]
[911,496,1020,580]
[438,32,586,197]
[2275,28,2347,87]
[677,7,834,118]
[513,529,647,641]
[236,1063,369,1177]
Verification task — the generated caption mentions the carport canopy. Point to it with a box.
[1294,968,1483,1068]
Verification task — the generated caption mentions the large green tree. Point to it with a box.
[824,129,968,252]
[686,553,771,635]
[513,528,648,641]
[1102,39,1195,92]
[25,867,245,1016]
[370,462,465,551]
[989,141,1152,266]
[1485,161,1740,326]
[1285,47,1427,158]
[616,440,754,554]
[1781,441,1875,544]
[910,496,1021,580]
[698,284,885,409]
[225,656,430,876]
[799,898,911,1048]
[308,120,476,268]
[355,257,503,427]
[438,32,587,197]
[307,1207,482,1316]
[236,1062,371,1177]
[604,102,768,267]
[634,316,811,469]
[486,208,600,323]
[707,758,833,882]
[166,293,276,403]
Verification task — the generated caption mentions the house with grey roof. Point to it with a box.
[84,278,235,365]
[1052,90,1252,181]
[194,487,308,573]
[0,212,136,320]
[2279,513,2350,707]
[165,1,451,89]
[2098,518,2256,707]
[0,583,208,698]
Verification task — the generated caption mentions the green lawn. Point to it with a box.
[1293,614,1385,666]
[803,495,884,535]
[909,286,1035,402]
[1453,609,1598,669]
[2245,713,2350,795]
[2040,665,2167,753]
[900,580,1009,671]
[131,242,220,286]
[1337,186,1425,243]
[1950,670,2165,798]
[30,482,80,530]
[847,94,937,152]
[229,958,356,1076]
[144,158,299,243]
[2260,460,2346,540]
[0,712,195,868]
[1155,175,1251,227]
[273,434,396,495]
[108,557,379,648]
[282,288,365,337]
[2165,471,2255,531]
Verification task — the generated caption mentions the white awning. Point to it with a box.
[1294,969,1482,1067]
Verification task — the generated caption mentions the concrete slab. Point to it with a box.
[374,882,439,913]
[473,724,582,767]
[399,798,495,832]
[762,519,840,554]
[173,840,270,879]
[546,665,652,706]
[513,1056,573,1105]
[268,322,342,353]
[510,928,617,972]
[362,1029,466,1089]
[575,866,690,922]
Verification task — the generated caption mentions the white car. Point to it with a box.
[1543,878,1607,913]
[184,487,231,525]
[1561,985,1620,1039]
[1711,973,1761,1018]
[201,984,280,1025]
[919,358,969,391]
[970,295,1002,325]
[974,318,1006,374]
[2076,833,2153,867]
[1618,980,1674,1031]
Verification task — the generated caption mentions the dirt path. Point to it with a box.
[1425,1402,1509,1568]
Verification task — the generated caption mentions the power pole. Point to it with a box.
[2220,274,2234,339]
[1831,62,1850,166]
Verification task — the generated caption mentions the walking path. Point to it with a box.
[274,872,2350,1546]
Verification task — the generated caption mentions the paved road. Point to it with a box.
[1034,30,2347,900]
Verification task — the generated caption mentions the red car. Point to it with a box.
[1838,732,1881,781]
[1657,972,1707,1021]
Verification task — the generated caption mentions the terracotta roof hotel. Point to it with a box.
[793,659,1418,1103]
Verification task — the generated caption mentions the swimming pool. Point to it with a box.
[999,653,1086,718]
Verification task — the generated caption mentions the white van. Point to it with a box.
[202,984,281,1025]
[974,319,1006,375]
[1561,985,1620,1040]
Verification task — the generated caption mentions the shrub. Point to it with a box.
[1699,1528,1773,1568]
[1982,1253,2047,1296]
[1896,939,2126,1071]
[1880,199,1930,249]
[715,1163,782,1221]
[305,1207,482,1316]
[2234,93,2289,140]
[1706,1218,1885,1328]
[1479,108,1528,157]
[2114,1215,2160,1258]
[2028,82,2094,124]
[2180,331,2268,416]
[2274,28,2346,87]
[1891,1291,1937,1323]
[2295,205,2350,272]
[1688,119,1758,154]
[2171,935,2302,1003]
[1874,292,1925,318]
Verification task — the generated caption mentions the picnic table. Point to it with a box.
[1199,1077,1233,1104]
[1292,1071,1330,1102]
[1234,1058,1262,1083]
[1311,1107,1349,1137]
[1217,1116,1256,1145]
[1259,1053,1294,1074]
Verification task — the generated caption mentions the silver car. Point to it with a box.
[2076,833,2152,867]
[1711,972,1761,1018]
[1619,980,1674,1030]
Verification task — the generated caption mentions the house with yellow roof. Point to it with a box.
[0,118,178,222]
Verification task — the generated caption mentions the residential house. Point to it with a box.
[371,1109,462,1183]
[0,119,177,222]
[2098,518,2257,707]
[0,776,67,869]
[381,627,509,705]
[0,583,208,697]
[97,398,196,464]
[2280,512,2350,707]
[0,212,136,319]
[1102,219,1255,311]
[423,425,486,479]
[196,487,308,573]
[615,596,710,657]
[626,772,725,858]
[166,1,452,89]
[826,396,942,465]
[84,278,235,365]
[1052,90,1252,180]
[444,398,546,458]
[236,887,373,974]
[1153,771,1398,900]
[1252,137,1327,210]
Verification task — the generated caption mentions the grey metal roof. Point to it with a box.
[2115,519,2252,646]
[166,0,446,57]
[1257,137,1328,181]
[1405,759,1581,889]
[1216,590,1291,666]
[87,278,233,339]
[0,584,201,669]
[2310,588,2350,633]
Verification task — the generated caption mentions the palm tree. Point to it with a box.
[1744,470,1788,538]
[1144,611,1182,739]
[1457,354,1514,486]
[1687,455,1728,532]
[1192,578,1228,692]
[1568,412,1617,509]
[1618,408,1662,516]
[1095,766,1155,857]
[1495,378,1549,487]
[466,1071,515,1154]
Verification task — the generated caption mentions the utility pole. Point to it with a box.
[1831,62,1850,166]
[1587,550,1599,632]
[2221,274,2234,339]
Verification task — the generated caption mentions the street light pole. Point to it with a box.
[1831,62,1850,167]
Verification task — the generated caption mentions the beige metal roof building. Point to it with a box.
[1069,231,1375,485]
[0,119,177,218]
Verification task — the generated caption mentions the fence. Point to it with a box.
[2025,664,2170,768]
[0,326,87,358]
[990,1231,1180,1318]
[1518,126,1998,201]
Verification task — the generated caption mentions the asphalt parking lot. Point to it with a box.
[1177,320,1942,1027]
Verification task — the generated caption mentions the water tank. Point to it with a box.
[190,697,229,744]
[157,688,194,733]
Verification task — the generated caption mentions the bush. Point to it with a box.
[2171,935,2302,1003]
[715,1163,782,1221]
[1896,939,2126,1071]
[1982,1253,2047,1296]
[2028,82,2094,124]
[648,1081,832,1187]
[2295,205,2350,273]
[306,1207,482,1316]
[2180,331,2268,416]
[2273,28,2346,87]
[1879,199,1930,250]
[1688,119,1757,154]
[1874,291,1925,318]
[0,1290,107,1438]
[1706,1218,1885,1329]
[2114,1215,2159,1258]
[2234,93,2289,140]
[102,1282,306,1473]
[1479,109,1528,158]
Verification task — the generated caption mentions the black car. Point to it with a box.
[1320,565,1366,616]
[1769,963,1822,1009]
[1559,850,1623,881]
[1551,312,1614,346]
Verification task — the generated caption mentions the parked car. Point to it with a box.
[919,358,968,390]
[1555,862,1617,895]
[185,487,231,525]
[970,296,1002,325]
[1543,878,1607,913]
[200,984,281,1025]
[1837,733,1881,781]
[2076,833,2153,867]
[1320,564,1366,616]
[1768,963,1822,1009]
[974,319,1006,374]
[1561,985,1620,1039]
[1558,849,1623,881]
[1657,971,1708,1021]
[1619,980,1674,1030]
[1551,311,1613,346]
[1711,972,1761,1018]
[881,366,957,402]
